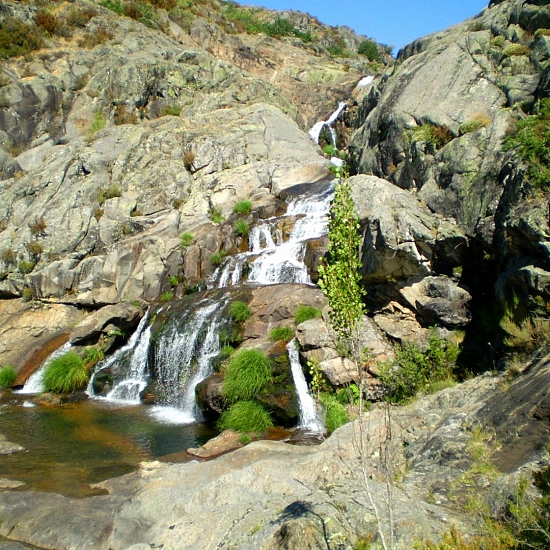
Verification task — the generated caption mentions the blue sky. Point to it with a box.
[245,0,490,53]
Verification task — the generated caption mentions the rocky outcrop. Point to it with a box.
[2,354,549,549]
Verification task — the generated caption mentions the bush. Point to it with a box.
[380,329,459,403]
[358,39,381,61]
[34,10,61,35]
[229,300,251,322]
[66,7,98,28]
[504,98,550,189]
[503,44,530,57]
[222,349,272,402]
[1,247,16,265]
[25,241,42,257]
[234,219,249,236]
[97,185,122,205]
[0,17,43,60]
[232,200,252,215]
[409,123,454,149]
[0,365,16,389]
[29,217,47,236]
[268,326,294,343]
[217,400,273,433]
[180,232,193,247]
[183,149,195,171]
[320,392,349,434]
[78,27,113,49]
[294,305,322,325]
[18,260,35,274]
[43,352,88,393]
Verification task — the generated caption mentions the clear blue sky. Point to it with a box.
[245,1,490,53]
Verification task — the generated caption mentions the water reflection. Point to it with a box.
[0,400,215,498]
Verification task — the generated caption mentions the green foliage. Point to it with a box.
[504,98,550,189]
[268,326,294,343]
[43,352,89,394]
[0,365,16,389]
[320,392,349,434]
[0,17,43,60]
[358,40,381,61]
[161,104,181,117]
[1,247,16,265]
[180,232,193,247]
[380,329,459,403]
[336,383,361,405]
[234,219,249,236]
[208,205,224,223]
[239,433,251,445]
[217,400,273,433]
[229,300,251,323]
[318,179,364,341]
[322,144,337,157]
[294,305,322,325]
[66,7,98,28]
[232,200,252,215]
[222,349,272,403]
[80,347,104,367]
[409,123,454,149]
[502,44,530,57]
[100,0,125,15]
[18,260,35,274]
[98,185,122,205]
[160,291,173,302]
[22,287,34,302]
[88,112,107,135]
[223,5,312,42]
[211,251,227,266]
[491,35,506,48]
[169,275,179,287]
[459,113,490,135]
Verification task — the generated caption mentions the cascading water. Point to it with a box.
[287,339,322,431]
[88,311,151,403]
[150,300,224,424]
[18,341,73,394]
[308,101,347,145]
[212,184,333,288]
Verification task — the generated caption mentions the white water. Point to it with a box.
[308,101,347,144]
[287,339,322,431]
[213,185,333,288]
[87,312,151,403]
[18,341,73,394]
[357,75,375,88]
[150,300,223,424]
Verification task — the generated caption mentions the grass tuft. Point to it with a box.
[268,326,294,343]
[43,352,88,394]
[217,400,273,433]
[222,349,272,402]
[0,365,17,389]
[294,305,322,325]
[232,200,252,215]
[229,300,251,322]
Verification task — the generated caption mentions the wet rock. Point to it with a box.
[195,373,224,417]
[187,430,242,458]
[0,434,25,455]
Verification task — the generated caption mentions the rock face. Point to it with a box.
[1,355,550,549]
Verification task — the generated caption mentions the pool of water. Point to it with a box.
[0,400,216,498]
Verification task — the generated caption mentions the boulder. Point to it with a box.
[69,304,143,345]
[187,430,242,459]
[399,276,472,328]
[195,373,225,417]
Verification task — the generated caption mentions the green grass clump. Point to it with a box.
[229,300,251,322]
[18,260,35,274]
[320,392,349,434]
[43,352,88,394]
[0,365,17,389]
[211,251,227,266]
[160,291,173,302]
[180,232,193,247]
[222,349,272,402]
[209,206,224,224]
[88,112,107,134]
[218,400,273,433]
[504,98,550,189]
[234,219,249,236]
[408,123,454,149]
[98,185,122,205]
[161,104,181,117]
[232,200,252,215]
[294,305,322,325]
[268,326,294,343]
[502,44,530,57]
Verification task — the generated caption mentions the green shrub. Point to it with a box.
[380,329,459,403]
[1,247,16,265]
[160,291,173,302]
[358,39,381,61]
[504,98,550,189]
[502,44,530,57]
[169,275,179,287]
[409,123,454,149]
[222,349,272,402]
[180,232,193,247]
[80,347,104,367]
[43,352,88,393]
[211,251,227,266]
[18,260,35,274]
[294,305,322,325]
[99,0,125,15]
[229,300,251,322]
[22,287,34,302]
[209,205,224,223]
[88,112,107,134]
[0,365,17,389]
[25,241,43,257]
[320,392,349,434]
[232,200,252,215]
[217,400,273,433]
[97,185,122,205]
[268,326,294,343]
[234,219,249,236]
[322,144,337,157]
[0,17,43,60]
[535,28,550,38]
[66,7,98,28]
[491,35,506,47]
[161,104,181,117]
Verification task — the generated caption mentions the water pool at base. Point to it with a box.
[0,400,216,498]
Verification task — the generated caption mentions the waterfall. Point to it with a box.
[87,311,151,403]
[18,341,73,394]
[150,300,224,424]
[287,339,322,431]
[212,184,333,288]
[308,102,347,144]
